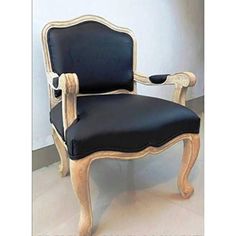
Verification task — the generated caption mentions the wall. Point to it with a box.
[33,0,204,150]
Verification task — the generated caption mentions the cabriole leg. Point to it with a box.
[52,128,69,177]
[70,158,93,236]
[178,134,200,199]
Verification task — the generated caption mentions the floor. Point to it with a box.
[33,113,204,236]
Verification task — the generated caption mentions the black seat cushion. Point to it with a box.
[50,94,200,160]
[47,21,134,98]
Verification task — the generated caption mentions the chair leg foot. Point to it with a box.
[58,162,69,177]
[70,158,92,236]
[178,134,200,199]
[52,128,69,177]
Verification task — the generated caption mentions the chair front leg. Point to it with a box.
[52,128,69,177]
[178,134,200,199]
[70,158,93,236]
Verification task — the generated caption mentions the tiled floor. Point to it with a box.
[33,113,204,236]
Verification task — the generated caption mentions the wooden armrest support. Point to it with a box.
[47,72,79,135]
[164,72,197,106]
[164,72,197,88]
[134,72,197,106]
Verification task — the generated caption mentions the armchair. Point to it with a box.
[41,15,200,236]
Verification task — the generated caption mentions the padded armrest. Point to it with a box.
[134,71,197,106]
[149,74,170,84]
[52,76,62,98]
[46,72,60,90]
[52,76,60,89]
[134,72,196,87]
[46,72,62,98]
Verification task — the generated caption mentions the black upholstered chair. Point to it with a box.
[41,15,200,236]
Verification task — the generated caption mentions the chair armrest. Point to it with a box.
[134,72,197,106]
[47,72,79,135]
[164,72,197,87]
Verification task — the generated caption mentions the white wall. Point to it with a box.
[33,0,204,150]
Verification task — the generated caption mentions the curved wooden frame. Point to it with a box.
[70,133,200,236]
[134,71,197,106]
[41,15,201,236]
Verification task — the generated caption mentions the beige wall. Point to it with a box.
[33,0,204,150]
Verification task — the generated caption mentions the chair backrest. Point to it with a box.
[42,15,137,100]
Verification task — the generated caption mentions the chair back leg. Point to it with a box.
[178,134,200,199]
[52,128,69,177]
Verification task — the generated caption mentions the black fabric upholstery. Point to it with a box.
[149,74,170,84]
[50,94,200,160]
[47,21,134,97]
[51,76,61,97]
[52,76,59,88]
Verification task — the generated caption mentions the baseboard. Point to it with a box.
[32,144,59,171]
[32,95,204,171]
[186,95,204,114]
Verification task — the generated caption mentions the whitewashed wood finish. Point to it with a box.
[60,73,79,134]
[178,134,200,198]
[52,126,69,177]
[41,15,200,236]
[70,133,200,236]
[134,72,197,106]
